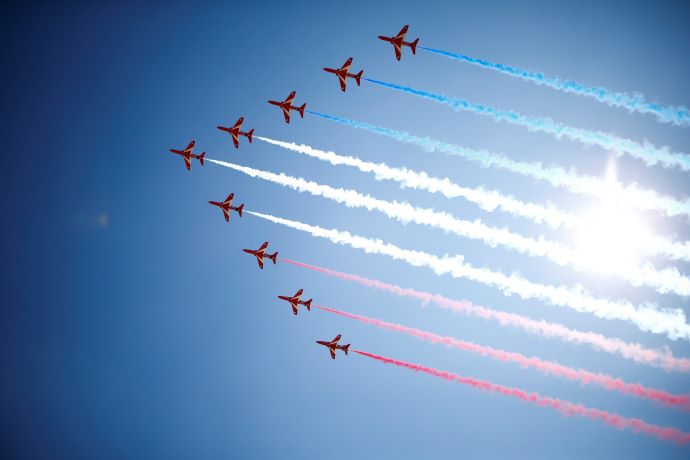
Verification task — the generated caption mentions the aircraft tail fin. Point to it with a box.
[342,344,350,355]
[298,103,306,118]
[303,299,312,311]
[269,252,278,264]
[354,70,363,86]
[410,38,419,55]
[236,203,244,217]
[198,152,206,166]
[247,129,254,143]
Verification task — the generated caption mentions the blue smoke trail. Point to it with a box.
[306,110,690,218]
[362,77,690,172]
[420,46,690,128]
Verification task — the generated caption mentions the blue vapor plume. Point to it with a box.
[306,110,690,218]
[420,46,690,127]
[362,77,690,172]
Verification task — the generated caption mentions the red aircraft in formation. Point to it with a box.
[217,117,254,148]
[277,288,313,316]
[378,24,419,61]
[316,334,350,360]
[243,241,278,269]
[208,193,244,222]
[169,140,205,171]
[268,91,307,123]
[323,57,363,92]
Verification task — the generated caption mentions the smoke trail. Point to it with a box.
[307,111,690,219]
[256,136,576,229]
[353,350,690,445]
[210,158,690,297]
[283,258,690,372]
[256,136,690,262]
[420,46,690,127]
[245,210,690,341]
[316,304,690,409]
[363,77,690,171]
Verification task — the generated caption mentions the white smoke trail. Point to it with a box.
[257,136,690,262]
[256,136,576,229]
[308,111,690,219]
[245,209,690,342]
[210,158,690,297]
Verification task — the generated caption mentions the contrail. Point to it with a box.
[256,136,577,229]
[245,210,690,341]
[255,137,690,262]
[353,350,690,445]
[282,258,690,372]
[420,46,690,127]
[307,111,690,219]
[210,158,690,297]
[363,77,690,172]
[316,304,690,409]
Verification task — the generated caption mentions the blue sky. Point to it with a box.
[3,1,690,458]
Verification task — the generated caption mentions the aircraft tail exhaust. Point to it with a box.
[236,204,244,217]
[198,152,206,166]
[247,129,254,143]
[298,103,306,118]
[409,38,419,54]
[354,70,363,86]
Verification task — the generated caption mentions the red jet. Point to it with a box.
[316,334,350,360]
[208,193,244,222]
[378,25,419,61]
[268,91,306,123]
[323,57,363,92]
[217,117,254,148]
[277,288,312,315]
[169,140,205,171]
[243,241,278,269]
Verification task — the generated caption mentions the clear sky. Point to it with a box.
[3,1,690,458]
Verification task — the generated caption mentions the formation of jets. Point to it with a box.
[323,57,363,92]
[208,193,244,222]
[243,241,278,269]
[167,25,420,359]
[217,117,254,148]
[378,24,419,61]
[277,288,313,315]
[169,140,205,171]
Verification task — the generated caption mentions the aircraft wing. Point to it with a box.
[341,57,353,72]
[394,43,402,61]
[256,255,264,269]
[225,193,234,204]
[231,133,239,148]
[258,242,269,251]
[292,304,299,315]
[331,334,341,344]
[183,140,195,153]
[395,25,409,40]
[184,155,191,170]
[329,348,336,359]
[233,117,244,129]
[284,91,296,104]
[338,74,347,92]
[282,107,291,123]
[222,208,229,222]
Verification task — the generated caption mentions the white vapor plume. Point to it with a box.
[210,158,690,297]
[245,209,690,342]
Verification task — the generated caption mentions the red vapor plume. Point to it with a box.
[315,304,690,410]
[281,258,690,373]
[352,349,690,445]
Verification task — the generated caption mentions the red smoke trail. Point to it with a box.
[281,258,690,373]
[352,350,690,445]
[315,304,690,410]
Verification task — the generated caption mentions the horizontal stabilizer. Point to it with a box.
[236,203,244,217]
[410,38,419,55]
[298,103,306,118]
[247,129,254,143]
[355,70,363,86]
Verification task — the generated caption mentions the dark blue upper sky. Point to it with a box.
[3,1,690,458]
